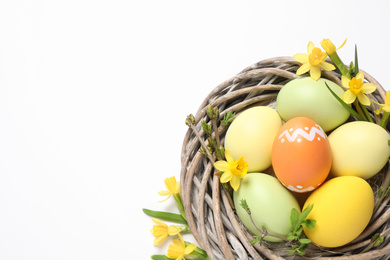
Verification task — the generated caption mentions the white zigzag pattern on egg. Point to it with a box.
[278,125,326,142]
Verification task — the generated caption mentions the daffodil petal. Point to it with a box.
[357,93,371,106]
[165,177,179,193]
[158,190,171,196]
[152,219,165,226]
[319,61,336,71]
[167,225,180,236]
[362,83,377,94]
[310,66,321,81]
[356,71,365,80]
[296,62,311,75]
[342,90,356,104]
[152,226,168,236]
[375,107,383,115]
[214,161,229,172]
[294,53,308,63]
[167,239,185,258]
[220,171,232,183]
[385,91,390,105]
[153,234,168,245]
[225,149,234,163]
[184,243,197,255]
[337,38,347,50]
[175,182,181,194]
[158,196,171,203]
[308,41,315,53]
[341,75,350,89]
[230,176,241,191]
[383,106,390,112]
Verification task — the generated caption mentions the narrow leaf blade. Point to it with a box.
[324,82,366,121]
[143,208,188,224]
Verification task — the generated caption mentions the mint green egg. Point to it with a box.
[234,173,300,242]
[276,77,350,132]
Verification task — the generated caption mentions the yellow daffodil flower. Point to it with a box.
[214,149,248,191]
[341,71,377,106]
[158,176,180,202]
[166,237,197,260]
[374,91,390,114]
[150,219,181,245]
[321,38,347,55]
[294,41,336,81]
[320,38,351,79]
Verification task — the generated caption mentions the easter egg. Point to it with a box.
[276,77,350,132]
[303,176,374,247]
[272,117,332,193]
[328,121,390,179]
[233,173,300,242]
[225,106,282,172]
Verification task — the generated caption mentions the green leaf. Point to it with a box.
[221,111,236,126]
[324,82,366,121]
[142,208,188,225]
[201,120,212,135]
[295,226,303,237]
[249,236,262,245]
[290,208,300,229]
[287,232,298,241]
[302,219,316,230]
[151,255,174,260]
[374,236,384,247]
[354,44,359,75]
[298,204,313,223]
[299,238,312,244]
[371,233,380,242]
[287,249,297,255]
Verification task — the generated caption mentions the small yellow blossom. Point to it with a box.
[150,219,181,245]
[374,91,390,114]
[166,237,197,260]
[341,71,377,106]
[159,176,180,202]
[214,149,248,191]
[320,38,347,55]
[294,41,336,80]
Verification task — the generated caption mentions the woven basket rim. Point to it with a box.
[180,56,390,260]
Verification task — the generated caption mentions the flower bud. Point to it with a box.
[321,38,336,55]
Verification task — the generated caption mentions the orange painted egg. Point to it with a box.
[271,117,332,193]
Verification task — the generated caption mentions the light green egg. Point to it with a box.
[276,77,350,132]
[328,121,390,179]
[234,173,300,242]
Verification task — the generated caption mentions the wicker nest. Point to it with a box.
[180,57,390,260]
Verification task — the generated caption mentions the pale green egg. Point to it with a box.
[225,106,282,172]
[328,121,390,179]
[276,77,350,132]
[234,173,300,242]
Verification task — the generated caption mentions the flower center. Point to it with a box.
[309,47,326,66]
[349,77,363,95]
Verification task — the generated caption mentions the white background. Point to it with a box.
[1,1,390,259]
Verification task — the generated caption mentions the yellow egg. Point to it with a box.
[303,176,374,248]
[328,121,390,179]
[225,106,282,172]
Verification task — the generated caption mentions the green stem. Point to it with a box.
[381,112,390,128]
[354,100,368,121]
[328,52,351,79]
[360,102,374,123]
[142,208,187,225]
[179,225,190,233]
[173,193,187,221]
